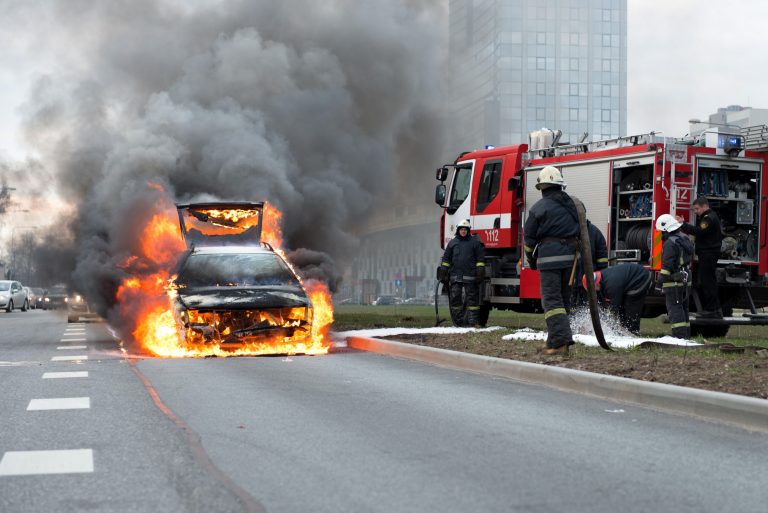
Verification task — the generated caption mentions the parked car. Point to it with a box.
[0,280,29,312]
[23,287,39,309]
[30,288,46,309]
[373,295,399,306]
[403,297,432,305]
[43,285,68,310]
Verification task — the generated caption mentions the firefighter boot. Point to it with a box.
[539,344,570,357]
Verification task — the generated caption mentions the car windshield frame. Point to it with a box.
[175,251,301,289]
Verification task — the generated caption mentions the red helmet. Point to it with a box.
[582,271,602,290]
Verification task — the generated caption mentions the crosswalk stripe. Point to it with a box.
[42,371,89,379]
[0,449,93,476]
[27,397,90,410]
[51,355,88,361]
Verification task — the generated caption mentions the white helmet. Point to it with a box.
[535,166,566,190]
[457,219,471,229]
[655,214,682,233]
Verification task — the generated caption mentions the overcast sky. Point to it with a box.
[1,0,767,159]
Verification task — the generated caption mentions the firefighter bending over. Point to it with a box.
[656,214,694,339]
[524,166,580,355]
[439,219,486,327]
[582,263,651,335]
[571,220,609,307]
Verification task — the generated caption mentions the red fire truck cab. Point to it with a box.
[435,127,768,337]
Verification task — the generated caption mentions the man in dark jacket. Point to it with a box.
[439,218,486,326]
[676,197,722,318]
[582,263,651,334]
[524,166,580,355]
[656,214,694,339]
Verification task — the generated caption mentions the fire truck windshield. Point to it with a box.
[447,164,472,214]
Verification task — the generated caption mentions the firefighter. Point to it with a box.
[675,197,723,318]
[571,220,609,307]
[581,263,651,334]
[656,214,694,339]
[524,166,580,355]
[438,218,486,327]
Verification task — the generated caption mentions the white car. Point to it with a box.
[0,280,29,312]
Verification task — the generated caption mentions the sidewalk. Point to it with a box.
[344,336,768,433]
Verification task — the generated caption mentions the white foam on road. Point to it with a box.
[0,449,93,476]
[43,371,89,379]
[334,326,504,340]
[27,397,91,410]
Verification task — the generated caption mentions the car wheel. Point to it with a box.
[67,315,78,323]
[21,300,28,312]
[6,300,13,313]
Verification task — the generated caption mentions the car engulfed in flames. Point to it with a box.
[116,195,333,357]
[168,245,316,351]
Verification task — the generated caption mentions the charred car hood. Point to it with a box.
[175,286,310,310]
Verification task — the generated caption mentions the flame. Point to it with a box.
[116,187,332,358]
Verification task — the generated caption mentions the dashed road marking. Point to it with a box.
[0,449,94,476]
[59,338,87,342]
[57,346,87,350]
[43,371,89,379]
[27,397,90,410]
[51,355,88,362]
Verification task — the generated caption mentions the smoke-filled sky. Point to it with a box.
[2,0,768,291]
[0,0,448,297]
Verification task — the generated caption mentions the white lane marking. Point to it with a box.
[51,355,88,362]
[60,339,87,342]
[27,397,90,410]
[57,346,87,350]
[63,331,86,335]
[43,371,89,379]
[0,449,94,476]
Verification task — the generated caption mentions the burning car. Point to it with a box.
[167,203,314,352]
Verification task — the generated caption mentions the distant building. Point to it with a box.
[449,0,628,150]
[707,105,768,129]
[337,206,442,304]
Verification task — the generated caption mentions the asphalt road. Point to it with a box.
[2,310,767,513]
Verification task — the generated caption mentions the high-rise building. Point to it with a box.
[449,0,627,151]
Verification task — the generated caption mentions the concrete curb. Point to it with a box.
[345,336,768,433]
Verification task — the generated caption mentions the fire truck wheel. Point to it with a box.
[691,324,730,339]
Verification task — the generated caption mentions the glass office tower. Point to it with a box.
[449,0,627,150]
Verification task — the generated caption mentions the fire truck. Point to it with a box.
[435,126,768,337]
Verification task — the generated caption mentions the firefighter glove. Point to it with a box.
[437,265,449,282]
[476,266,485,280]
[528,258,537,271]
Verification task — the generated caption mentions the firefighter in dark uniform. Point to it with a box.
[439,218,486,327]
[571,220,609,307]
[656,214,694,339]
[582,263,651,334]
[524,166,580,355]
[676,197,723,318]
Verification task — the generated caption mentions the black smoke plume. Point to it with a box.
[8,0,447,332]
